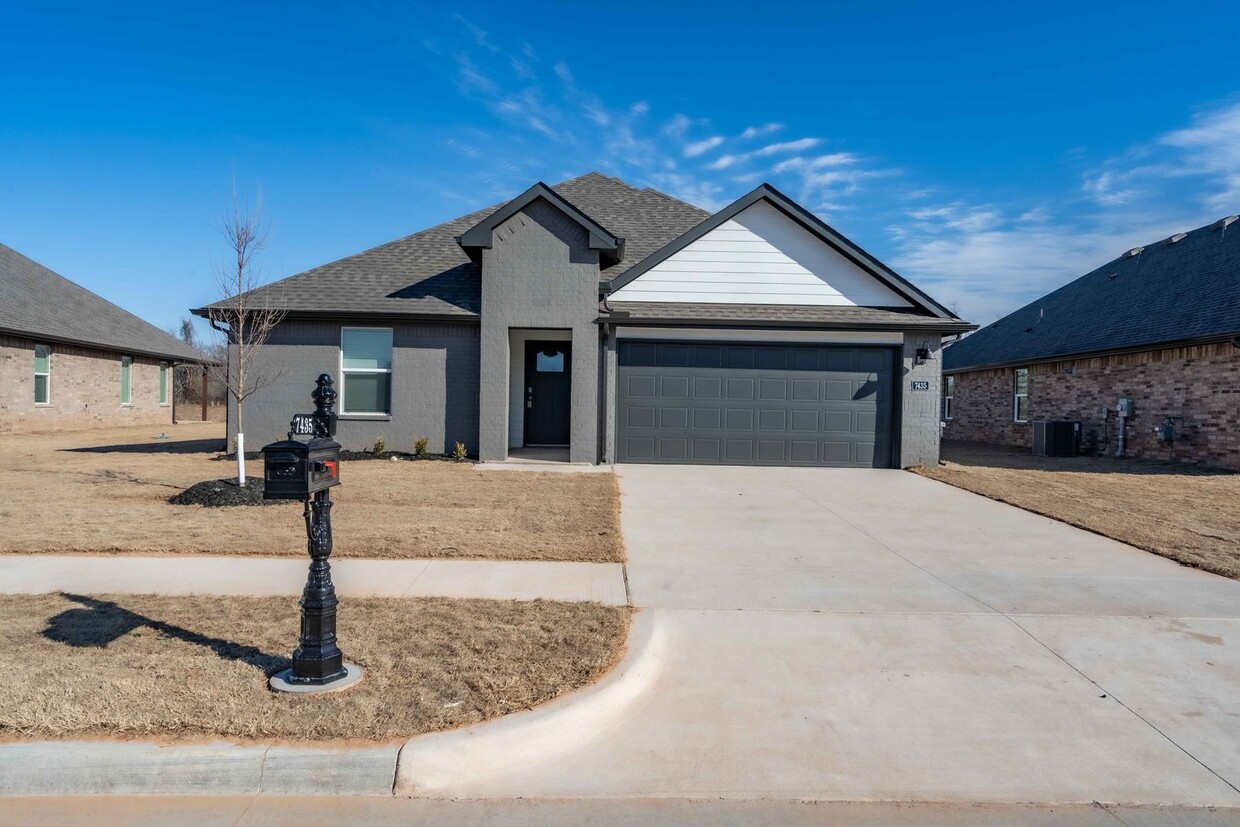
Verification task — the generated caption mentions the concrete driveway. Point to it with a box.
[397,466,1240,805]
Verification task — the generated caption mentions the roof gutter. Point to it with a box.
[943,331,1240,374]
[595,315,978,333]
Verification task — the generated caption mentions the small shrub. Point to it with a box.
[372,436,387,455]
[413,436,430,457]
[452,441,467,461]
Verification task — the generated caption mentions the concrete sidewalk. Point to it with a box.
[6,796,1239,826]
[0,555,627,604]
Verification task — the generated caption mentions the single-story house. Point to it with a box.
[0,242,202,433]
[943,215,1240,470]
[195,172,973,467]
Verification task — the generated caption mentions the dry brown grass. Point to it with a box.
[914,440,1240,578]
[0,592,629,742]
[1,424,622,562]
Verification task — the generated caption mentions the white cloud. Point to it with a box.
[740,122,783,139]
[754,138,823,156]
[683,136,725,157]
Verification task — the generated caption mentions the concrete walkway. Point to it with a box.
[6,796,1239,826]
[395,465,1240,805]
[0,555,627,604]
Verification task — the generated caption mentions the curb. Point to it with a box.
[394,609,665,796]
[0,740,400,796]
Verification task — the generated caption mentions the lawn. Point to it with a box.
[914,440,1240,578]
[1,424,623,562]
[0,592,629,742]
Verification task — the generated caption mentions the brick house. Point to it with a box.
[943,215,1240,470]
[1,243,201,433]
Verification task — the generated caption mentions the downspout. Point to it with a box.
[209,317,236,469]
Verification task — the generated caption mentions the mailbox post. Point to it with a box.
[261,374,362,693]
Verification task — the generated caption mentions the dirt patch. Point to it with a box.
[0,592,629,742]
[1,424,623,562]
[168,478,276,508]
[914,440,1240,578]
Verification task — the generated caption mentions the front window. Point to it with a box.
[120,356,132,405]
[341,327,392,414]
[1013,367,1029,422]
[34,344,51,404]
[159,362,169,405]
[943,374,954,421]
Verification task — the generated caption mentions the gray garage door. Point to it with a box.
[616,341,896,467]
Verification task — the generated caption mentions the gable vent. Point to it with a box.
[1166,232,1188,245]
[1125,246,1145,257]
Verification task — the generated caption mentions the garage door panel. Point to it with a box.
[617,341,896,467]
[694,377,722,398]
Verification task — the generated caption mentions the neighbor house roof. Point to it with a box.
[604,301,975,331]
[194,172,710,319]
[944,215,1240,373]
[0,243,201,362]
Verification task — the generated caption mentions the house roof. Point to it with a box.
[0,243,201,362]
[605,301,975,331]
[194,172,709,319]
[607,183,963,321]
[943,216,1240,373]
[457,182,625,265]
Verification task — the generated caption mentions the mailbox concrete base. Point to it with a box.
[269,663,363,695]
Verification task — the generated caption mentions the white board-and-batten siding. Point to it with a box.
[610,200,912,307]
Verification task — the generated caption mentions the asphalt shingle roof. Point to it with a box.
[0,243,200,361]
[198,172,710,318]
[606,301,972,330]
[944,217,1240,372]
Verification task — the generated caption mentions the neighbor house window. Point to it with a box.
[341,327,392,414]
[943,374,954,420]
[120,356,133,405]
[34,344,51,404]
[1013,367,1029,422]
[159,362,169,405]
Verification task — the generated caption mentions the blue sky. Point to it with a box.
[3,1,1240,337]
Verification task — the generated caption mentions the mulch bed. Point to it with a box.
[168,478,279,508]
[215,451,469,463]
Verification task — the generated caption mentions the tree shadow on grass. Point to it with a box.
[42,593,287,674]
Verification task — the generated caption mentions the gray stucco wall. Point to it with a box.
[227,318,479,454]
[479,198,602,463]
[898,331,944,467]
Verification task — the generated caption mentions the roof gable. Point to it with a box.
[0,243,200,361]
[944,215,1240,372]
[457,182,624,265]
[608,184,958,319]
[610,199,913,307]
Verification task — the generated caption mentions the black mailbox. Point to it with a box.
[262,437,341,501]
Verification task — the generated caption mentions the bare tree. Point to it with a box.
[203,185,285,486]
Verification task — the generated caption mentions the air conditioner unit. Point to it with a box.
[1033,421,1080,457]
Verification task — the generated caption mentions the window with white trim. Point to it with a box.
[943,374,954,421]
[159,362,169,405]
[341,328,392,414]
[120,355,133,405]
[1013,367,1029,422]
[34,344,51,404]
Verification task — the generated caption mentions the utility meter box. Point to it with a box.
[1117,397,1134,417]
[262,437,341,501]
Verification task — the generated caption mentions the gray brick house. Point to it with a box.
[196,173,972,467]
[1,243,201,433]
[943,215,1240,470]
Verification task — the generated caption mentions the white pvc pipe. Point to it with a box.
[237,432,246,485]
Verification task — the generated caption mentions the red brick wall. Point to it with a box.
[943,341,1240,470]
[0,334,174,433]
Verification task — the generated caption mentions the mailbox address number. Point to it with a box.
[290,414,318,436]
[910,380,931,391]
